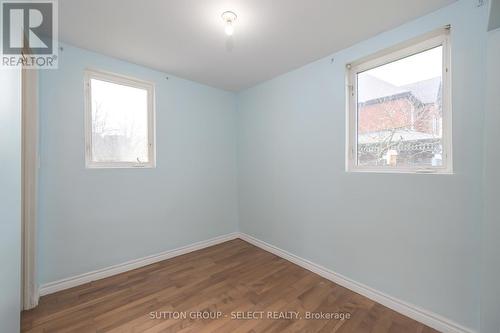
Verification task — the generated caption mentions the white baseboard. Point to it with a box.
[39,232,239,296]
[38,231,475,333]
[238,232,476,333]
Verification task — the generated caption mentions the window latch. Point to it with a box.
[348,84,354,97]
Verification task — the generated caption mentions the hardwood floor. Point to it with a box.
[22,239,440,333]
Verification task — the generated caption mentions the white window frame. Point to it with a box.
[84,69,156,169]
[346,28,452,174]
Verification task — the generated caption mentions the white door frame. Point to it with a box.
[21,67,39,310]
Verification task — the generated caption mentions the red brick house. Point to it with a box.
[356,75,443,166]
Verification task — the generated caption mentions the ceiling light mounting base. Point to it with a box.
[221,11,237,23]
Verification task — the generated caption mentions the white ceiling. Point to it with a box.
[59,0,456,91]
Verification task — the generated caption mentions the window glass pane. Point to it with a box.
[356,46,443,168]
[90,78,149,163]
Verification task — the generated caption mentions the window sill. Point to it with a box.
[346,168,454,175]
[85,163,156,169]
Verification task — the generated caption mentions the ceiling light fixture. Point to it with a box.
[221,11,237,36]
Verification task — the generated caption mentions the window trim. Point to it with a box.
[84,69,156,169]
[345,28,453,174]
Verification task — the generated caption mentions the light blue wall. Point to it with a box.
[38,44,239,284]
[37,2,497,332]
[237,1,488,330]
[480,28,500,333]
[0,68,22,333]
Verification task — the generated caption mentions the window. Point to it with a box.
[84,69,155,168]
[346,29,452,173]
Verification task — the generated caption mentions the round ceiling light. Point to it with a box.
[221,11,237,36]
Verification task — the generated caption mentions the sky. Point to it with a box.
[364,46,443,86]
[90,79,149,162]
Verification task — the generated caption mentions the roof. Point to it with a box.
[357,74,407,103]
[358,75,441,105]
[401,77,442,104]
